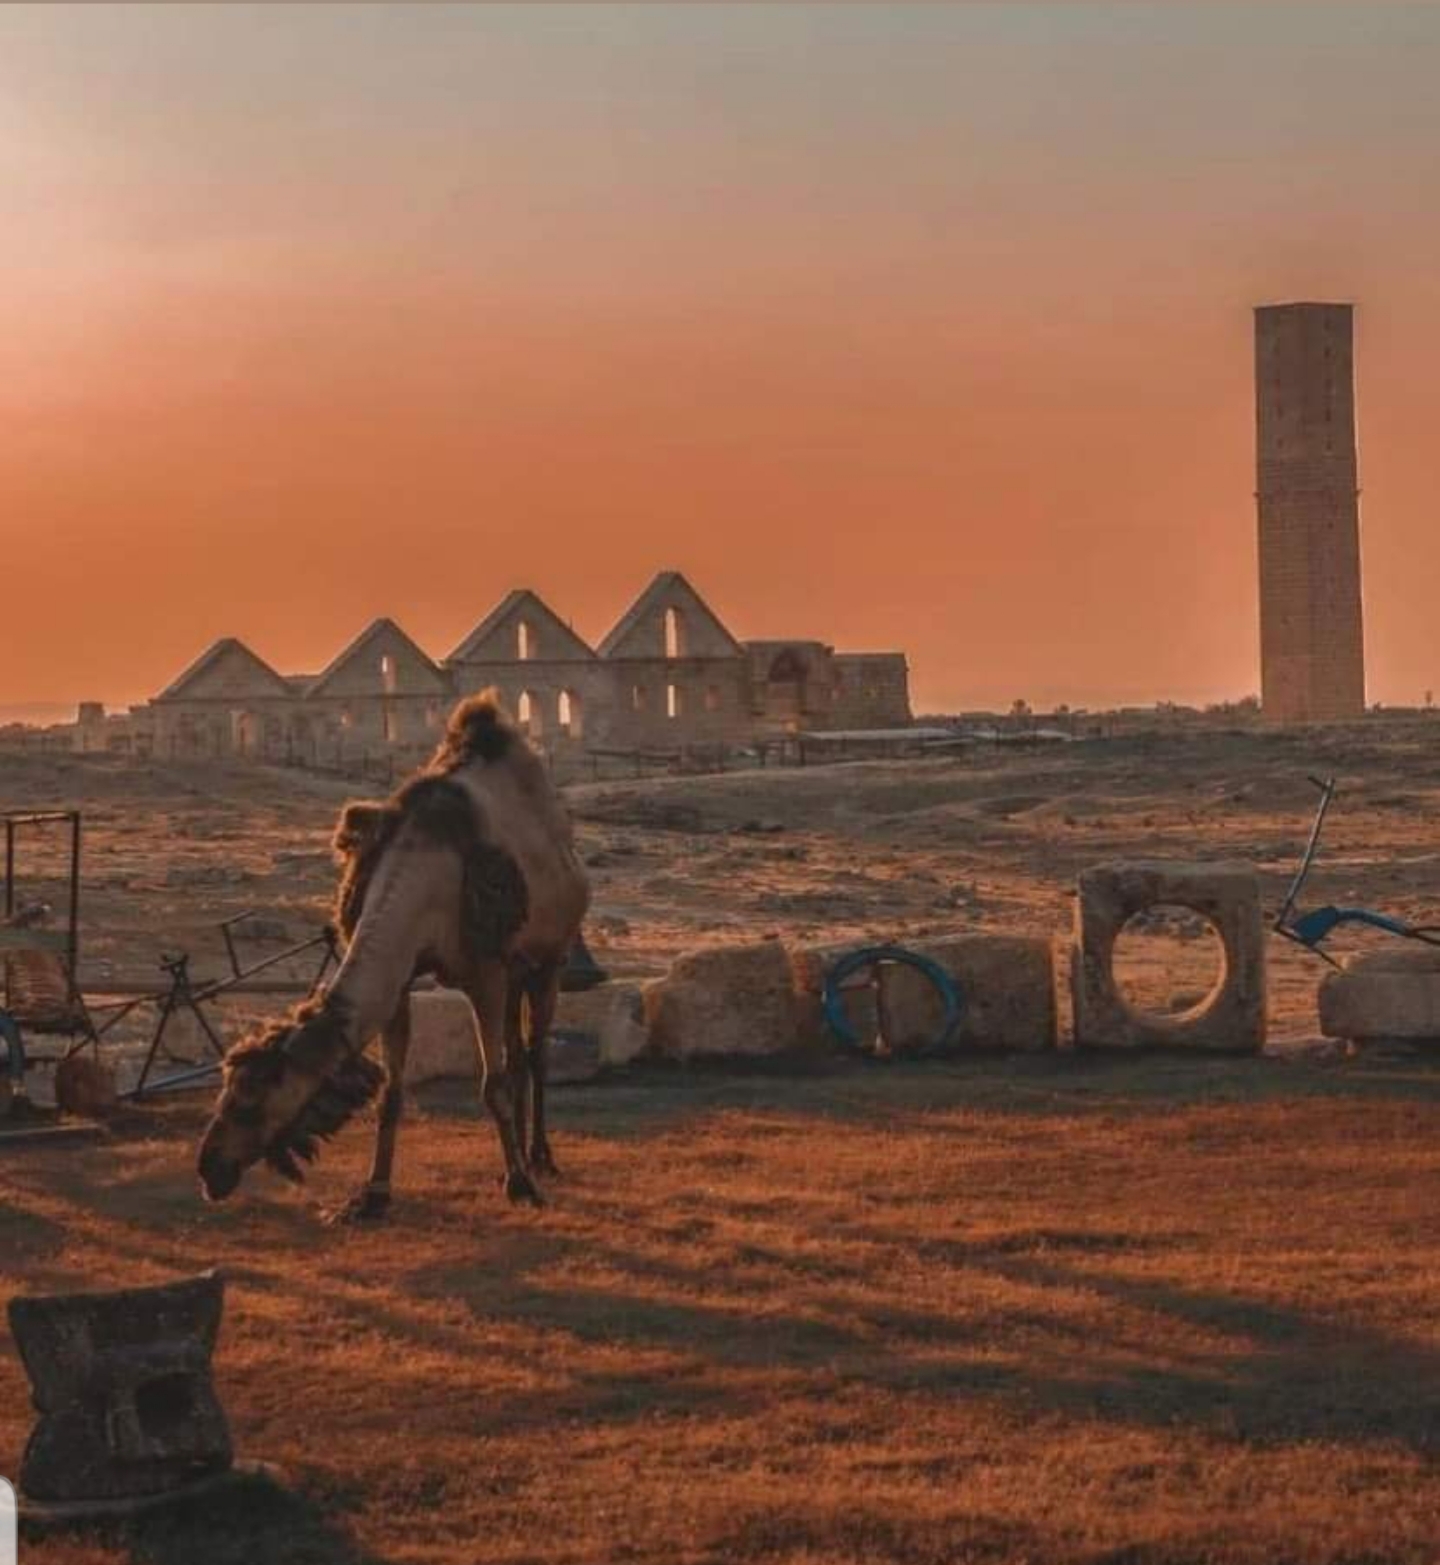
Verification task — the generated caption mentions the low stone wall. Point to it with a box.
[643,938,805,1060]
[402,931,1059,1078]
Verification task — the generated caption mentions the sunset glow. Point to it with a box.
[4,4,1439,716]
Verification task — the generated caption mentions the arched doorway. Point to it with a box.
[232,710,262,757]
[765,650,808,726]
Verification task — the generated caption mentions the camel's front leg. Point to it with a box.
[525,965,561,1178]
[325,996,411,1225]
[505,969,531,1170]
[468,966,542,1207]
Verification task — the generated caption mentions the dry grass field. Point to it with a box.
[2,724,1438,1563]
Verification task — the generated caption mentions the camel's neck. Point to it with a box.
[326,847,439,1047]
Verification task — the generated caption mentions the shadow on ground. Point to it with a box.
[22,1471,391,1565]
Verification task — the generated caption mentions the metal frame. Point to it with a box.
[1,810,100,1075]
[125,919,341,1099]
[0,808,344,1105]
[1274,776,1440,966]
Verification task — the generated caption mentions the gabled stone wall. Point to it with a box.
[145,573,912,761]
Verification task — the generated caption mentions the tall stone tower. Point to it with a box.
[1255,302,1366,723]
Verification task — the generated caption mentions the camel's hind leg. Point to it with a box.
[467,964,542,1207]
[325,993,412,1225]
[524,963,562,1178]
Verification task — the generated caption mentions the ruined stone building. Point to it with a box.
[1255,302,1366,723]
[142,572,911,763]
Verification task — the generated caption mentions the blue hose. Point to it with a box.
[821,945,963,1054]
[0,1010,25,1087]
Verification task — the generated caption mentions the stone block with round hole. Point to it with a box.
[1071,860,1266,1052]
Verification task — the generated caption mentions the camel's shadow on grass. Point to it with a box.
[3,1048,1435,1552]
[398,1219,1439,1460]
[23,1469,392,1565]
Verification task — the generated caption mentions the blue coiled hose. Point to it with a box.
[821,945,963,1054]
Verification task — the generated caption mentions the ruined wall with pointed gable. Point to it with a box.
[145,574,913,764]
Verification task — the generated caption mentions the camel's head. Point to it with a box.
[196,998,382,1202]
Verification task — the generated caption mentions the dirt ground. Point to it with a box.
[5,719,1440,1036]
[1,726,1438,1562]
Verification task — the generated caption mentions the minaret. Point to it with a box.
[1255,302,1366,722]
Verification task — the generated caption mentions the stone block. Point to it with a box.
[1072,860,1265,1052]
[791,934,1057,1051]
[644,938,804,1059]
[1318,945,1440,1042]
[405,983,652,1084]
[557,982,649,1067]
[404,990,478,1086]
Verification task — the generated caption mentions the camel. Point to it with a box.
[196,692,590,1217]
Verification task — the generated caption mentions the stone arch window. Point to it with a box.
[632,684,648,712]
[518,690,543,737]
[517,620,535,661]
[558,689,583,739]
[704,685,721,713]
[667,682,683,720]
[664,606,685,660]
[383,708,399,744]
[380,653,397,695]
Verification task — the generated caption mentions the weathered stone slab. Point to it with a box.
[405,983,650,1085]
[1072,860,1265,1052]
[644,938,805,1059]
[405,990,477,1086]
[558,982,649,1068]
[1318,945,1440,1042]
[791,934,1057,1052]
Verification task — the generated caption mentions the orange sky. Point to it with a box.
[4,4,1439,716]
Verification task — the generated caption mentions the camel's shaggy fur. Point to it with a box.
[222,995,385,1183]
